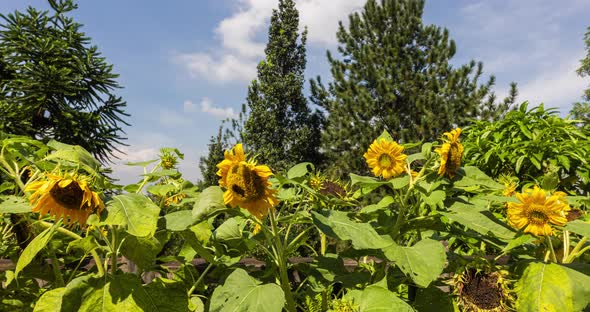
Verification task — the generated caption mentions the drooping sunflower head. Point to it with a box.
[506,186,570,236]
[498,175,518,197]
[435,128,464,179]
[164,192,188,206]
[450,264,512,312]
[216,144,278,220]
[26,172,104,225]
[363,138,407,179]
[159,149,179,170]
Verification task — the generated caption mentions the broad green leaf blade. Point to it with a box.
[142,278,190,312]
[120,236,163,270]
[360,196,394,214]
[439,202,515,241]
[383,239,446,288]
[146,184,176,196]
[104,194,160,237]
[15,222,58,278]
[311,210,393,250]
[45,140,101,175]
[0,195,31,214]
[344,285,414,312]
[164,210,194,231]
[516,262,590,312]
[287,162,313,180]
[413,286,455,312]
[502,234,536,254]
[566,220,590,238]
[33,288,65,312]
[453,166,503,191]
[67,236,101,254]
[209,268,285,312]
[192,186,226,222]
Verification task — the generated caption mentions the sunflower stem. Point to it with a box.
[38,221,105,276]
[111,226,118,274]
[564,237,588,263]
[562,230,570,262]
[136,163,161,194]
[187,262,213,297]
[47,246,65,287]
[269,209,297,312]
[545,235,558,263]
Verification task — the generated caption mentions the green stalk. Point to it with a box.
[545,235,558,263]
[269,210,296,312]
[187,262,214,296]
[39,221,104,276]
[111,226,118,274]
[47,246,65,287]
[136,163,161,194]
[564,237,588,263]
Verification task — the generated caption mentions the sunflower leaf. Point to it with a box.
[209,268,285,312]
[382,239,446,288]
[104,194,160,237]
[15,221,59,278]
[516,262,590,312]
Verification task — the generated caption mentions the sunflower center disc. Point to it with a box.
[528,209,549,225]
[378,154,393,168]
[228,163,266,202]
[50,182,84,210]
[462,269,503,310]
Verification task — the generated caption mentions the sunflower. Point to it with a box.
[507,186,570,236]
[363,138,407,179]
[26,172,104,225]
[216,144,279,220]
[450,264,513,312]
[435,128,464,178]
[164,192,187,206]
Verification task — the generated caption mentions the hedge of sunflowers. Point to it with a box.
[0,104,589,312]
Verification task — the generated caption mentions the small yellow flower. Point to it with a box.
[26,172,104,225]
[435,128,464,178]
[216,144,279,220]
[507,186,570,236]
[363,138,407,179]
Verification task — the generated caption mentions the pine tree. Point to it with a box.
[198,126,227,188]
[0,0,128,162]
[311,0,517,177]
[242,0,323,173]
[572,26,590,127]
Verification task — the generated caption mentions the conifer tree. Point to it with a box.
[311,0,517,177]
[242,0,323,172]
[572,26,590,126]
[198,126,227,188]
[0,0,128,162]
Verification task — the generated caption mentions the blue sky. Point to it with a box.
[1,0,589,184]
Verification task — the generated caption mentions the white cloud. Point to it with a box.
[518,56,587,112]
[176,52,257,83]
[175,0,364,83]
[183,100,198,113]
[199,97,238,119]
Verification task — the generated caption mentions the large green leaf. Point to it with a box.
[516,262,590,312]
[382,239,446,288]
[209,268,285,312]
[453,166,503,191]
[350,174,390,196]
[439,202,515,241]
[311,210,393,250]
[33,288,65,312]
[15,222,58,278]
[120,235,163,270]
[344,285,414,312]
[287,162,313,180]
[566,220,590,238]
[61,274,188,312]
[0,195,31,214]
[104,194,160,237]
[164,210,194,231]
[192,186,226,222]
[45,140,101,175]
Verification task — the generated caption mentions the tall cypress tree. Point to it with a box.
[242,0,323,172]
[311,0,517,177]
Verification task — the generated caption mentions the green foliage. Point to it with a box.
[577,26,590,102]
[463,102,590,193]
[198,126,227,188]
[209,268,285,312]
[241,0,323,172]
[515,262,590,311]
[311,0,517,177]
[0,0,129,162]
